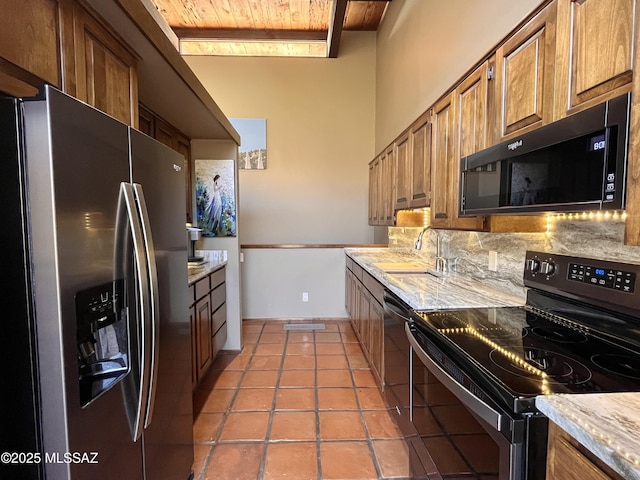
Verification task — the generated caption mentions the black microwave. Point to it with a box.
[460,93,630,215]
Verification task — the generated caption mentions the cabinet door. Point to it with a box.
[430,93,454,228]
[394,131,411,210]
[0,0,61,97]
[359,287,372,359]
[494,1,557,140]
[195,295,212,380]
[431,89,485,231]
[546,423,624,480]
[67,1,139,126]
[452,63,489,230]
[384,145,396,225]
[345,268,352,315]
[369,298,384,389]
[409,111,432,208]
[554,0,635,117]
[190,305,197,389]
[351,277,360,333]
[138,104,155,137]
[175,132,193,223]
[378,150,393,225]
[368,158,379,225]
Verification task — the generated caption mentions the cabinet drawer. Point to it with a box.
[194,276,209,301]
[210,267,225,289]
[346,256,354,271]
[212,322,227,358]
[210,282,226,311]
[212,303,226,336]
[352,262,364,281]
[363,271,385,305]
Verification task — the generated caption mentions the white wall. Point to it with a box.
[187,2,550,320]
[241,248,348,319]
[186,32,377,319]
[375,0,542,152]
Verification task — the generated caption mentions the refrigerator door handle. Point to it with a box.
[120,182,152,441]
[133,183,160,428]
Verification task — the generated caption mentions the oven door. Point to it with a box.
[406,322,546,480]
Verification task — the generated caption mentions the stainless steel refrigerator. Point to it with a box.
[0,85,193,479]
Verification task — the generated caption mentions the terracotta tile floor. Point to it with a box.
[192,319,414,480]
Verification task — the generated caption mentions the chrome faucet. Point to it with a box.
[414,227,450,274]
[414,226,434,250]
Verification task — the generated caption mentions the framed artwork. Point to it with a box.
[195,159,237,237]
[230,118,267,170]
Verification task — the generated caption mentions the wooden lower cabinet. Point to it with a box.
[345,256,384,389]
[546,422,624,480]
[194,292,213,382]
[190,266,227,390]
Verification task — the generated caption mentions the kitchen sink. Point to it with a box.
[389,269,445,278]
[372,261,430,274]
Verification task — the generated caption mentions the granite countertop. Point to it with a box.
[345,247,525,310]
[536,394,640,480]
[345,248,639,478]
[187,259,227,285]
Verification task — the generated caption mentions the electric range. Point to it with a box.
[404,250,640,480]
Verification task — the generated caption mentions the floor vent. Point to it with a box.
[283,323,326,331]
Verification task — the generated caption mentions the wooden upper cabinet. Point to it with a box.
[494,1,557,141]
[155,116,193,222]
[176,133,193,223]
[430,93,454,228]
[554,0,635,117]
[0,0,61,97]
[138,104,155,137]
[457,62,489,158]
[65,0,139,126]
[452,63,488,230]
[409,110,432,208]
[384,144,396,225]
[368,158,379,225]
[394,131,411,210]
[368,150,396,226]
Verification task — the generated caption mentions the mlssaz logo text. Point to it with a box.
[507,140,523,151]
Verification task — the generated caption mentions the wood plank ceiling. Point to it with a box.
[149,0,390,57]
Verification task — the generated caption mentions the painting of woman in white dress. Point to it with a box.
[195,159,236,237]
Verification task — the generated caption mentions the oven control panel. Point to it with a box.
[524,251,640,314]
[567,262,635,292]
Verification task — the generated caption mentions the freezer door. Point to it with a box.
[23,86,144,480]
[129,128,193,479]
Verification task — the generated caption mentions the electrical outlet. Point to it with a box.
[488,251,498,271]
[302,292,309,302]
[240,252,244,262]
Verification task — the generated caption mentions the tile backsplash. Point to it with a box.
[389,217,640,289]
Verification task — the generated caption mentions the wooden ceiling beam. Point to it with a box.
[173,28,327,42]
[327,0,348,58]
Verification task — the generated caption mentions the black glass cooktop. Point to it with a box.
[411,297,640,412]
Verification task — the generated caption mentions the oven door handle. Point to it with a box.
[405,322,512,439]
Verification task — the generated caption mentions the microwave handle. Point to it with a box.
[405,322,514,440]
